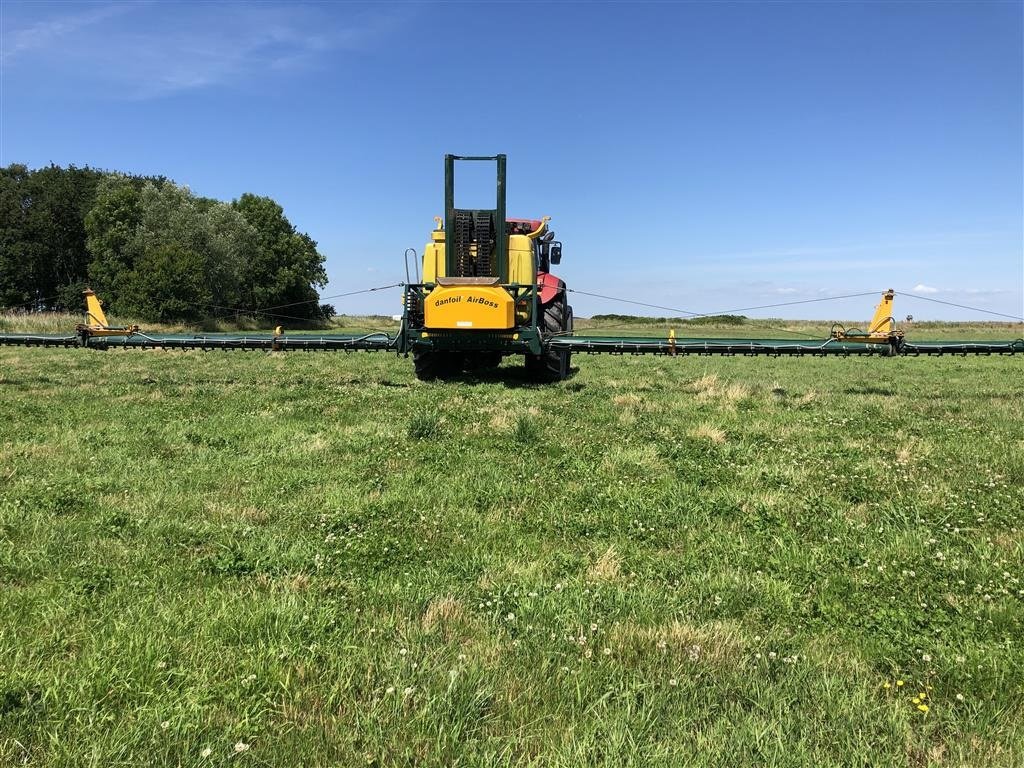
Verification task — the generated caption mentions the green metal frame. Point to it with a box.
[4,327,1021,357]
[444,154,508,283]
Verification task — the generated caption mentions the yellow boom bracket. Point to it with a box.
[76,289,140,338]
[830,289,904,348]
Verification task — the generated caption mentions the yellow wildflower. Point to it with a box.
[882,681,891,689]
[919,692,927,699]
[912,697,921,705]
[896,680,905,687]
[917,704,929,713]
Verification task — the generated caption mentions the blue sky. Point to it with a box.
[2,0,1022,321]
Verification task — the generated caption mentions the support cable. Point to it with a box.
[567,288,882,319]
[196,283,405,323]
[565,288,883,339]
[1,295,63,310]
[898,292,1024,322]
[259,283,404,311]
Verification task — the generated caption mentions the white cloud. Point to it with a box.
[2,2,407,98]
[912,284,939,294]
[1,3,135,62]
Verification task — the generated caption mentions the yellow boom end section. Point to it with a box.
[831,289,903,345]
[423,283,515,330]
[867,289,896,336]
[77,289,140,337]
[84,289,109,328]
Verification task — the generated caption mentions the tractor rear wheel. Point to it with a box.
[526,296,572,382]
[413,350,463,380]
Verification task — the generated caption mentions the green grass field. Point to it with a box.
[2,332,1023,766]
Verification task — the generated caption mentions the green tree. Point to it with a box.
[232,194,328,321]
[129,183,251,314]
[3,163,327,325]
[31,165,106,307]
[119,243,212,323]
[1,164,105,310]
[85,177,145,307]
[85,181,256,322]
[0,164,38,309]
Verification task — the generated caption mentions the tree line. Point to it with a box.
[590,313,748,325]
[0,164,332,323]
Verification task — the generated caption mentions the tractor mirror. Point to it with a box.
[550,242,562,264]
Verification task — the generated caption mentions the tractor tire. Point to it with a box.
[526,296,572,382]
[413,350,463,380]
[463,351,503,371]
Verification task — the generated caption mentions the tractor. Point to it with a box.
[399,155,573,381]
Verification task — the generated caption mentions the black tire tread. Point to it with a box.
[413,351,463,380]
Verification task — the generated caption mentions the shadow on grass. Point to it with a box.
[843,385,897,396]
[433,364,580,389]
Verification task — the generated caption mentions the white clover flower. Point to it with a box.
[669,678,678,687]
[200,747,212,758]
[234,742,250,754]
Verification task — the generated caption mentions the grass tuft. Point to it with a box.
[689,422,727,443]
[587,546,622,582]
[513,414,540,442]
[407,411,440,439]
